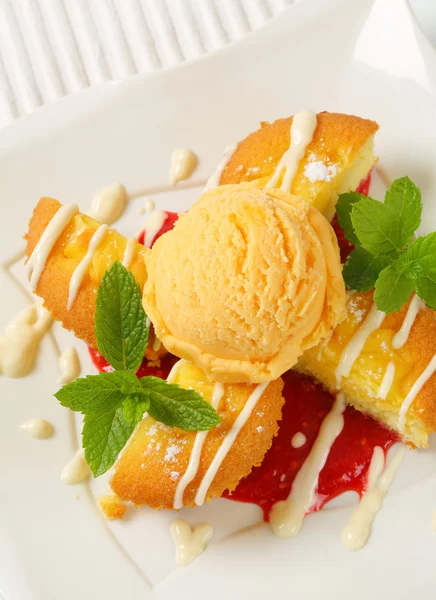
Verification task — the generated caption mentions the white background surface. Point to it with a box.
[0,0,434,129]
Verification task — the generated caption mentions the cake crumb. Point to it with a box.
[99,493,127,520]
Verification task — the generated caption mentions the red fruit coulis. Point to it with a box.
[90,171,399,522]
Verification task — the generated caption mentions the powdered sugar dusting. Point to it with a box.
[304,160,338,183]
[165,444,182,462]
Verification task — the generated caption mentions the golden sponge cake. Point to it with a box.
[25,197,165,360]
[110,362,284,508]
[298,292,436,447]
[219,112,378,219]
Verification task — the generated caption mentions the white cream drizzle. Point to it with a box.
[58,346,81,385]
[377,361,395,400]
[170,519,214,567]
[143,210,167,248]
[195,382,269,506]
[86,182,127,225]
[317,330,333,361]
[152,335,162,352]
[173,382,225,509]
[144,198,155,213]
[269,392,345,539]
[266,109,317,192]
[398,353,436,432]
[336,303,386,387]
[291,432,307,449]
[0,304,52,378]
[26,204,78,292]
[342,445,406,551]
[166,359,186,383]
[61,448,91,485]
[122,238,137,269]
[170,148,197,186]
[392,294,424,349]
[204,143,237,191]
[67,224,108,310]
[20,417,54,439]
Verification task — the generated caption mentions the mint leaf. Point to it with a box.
[343,247,389,292]
[351,198,404,257]
[404,232,436,278]
[384,176,421,242]
[140,376,221,431]
[55,371,141,414]
[336,192,363,247]
[414,277,436,311]
[95,261,149,372]
[404,232,436,309]
[122,395,149,425]
[83,408,136,477]
[374,260,414,313]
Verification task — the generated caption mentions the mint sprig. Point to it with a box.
[55,262,220,477]
[336,176,436,314]
[95,261,149,372]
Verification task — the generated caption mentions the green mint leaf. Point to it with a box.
[374,260,414,313]
[336,192,363,247]
[343,247,390,292]
[54,370,141,414]
[404,232,436,310]
[351,198,404,257]
[404,232,436,278]
[384,176,421,242]
[140,376,221,431]
[122,395,149,425]
[83,408,136,477]
[95,261,149,372]
[414,277,436,311]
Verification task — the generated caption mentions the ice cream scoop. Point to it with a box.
[142,184,346,383]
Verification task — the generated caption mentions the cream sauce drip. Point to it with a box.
[122,238,137,270]
[67,224,108,310]
[143,210,167,248]
[171,519,214,567]
[86,182,127,225]
[204,143,237,191]
[61,449,91,485]
[58,346,81,384]
[20,418,54,439]
[0,305,52,378]
[377,361,395,400]
[342,445,406,550]
[173,382,225,509]
[392,294,423,349]
[266,110,317,192]
[195,382,269,506]
[269,392,345,539]
[26,204,78,292]
[291,432,307,449]
[170,148,197,185]
[398,353,436,432]
[336,303,385,387]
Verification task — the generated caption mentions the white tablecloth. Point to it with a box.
[0,0,294,129]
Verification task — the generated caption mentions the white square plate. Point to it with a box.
[1,0,436,598]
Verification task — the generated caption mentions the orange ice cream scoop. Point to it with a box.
[143,184,346,383]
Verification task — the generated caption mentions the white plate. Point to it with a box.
[1,0,436,598]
